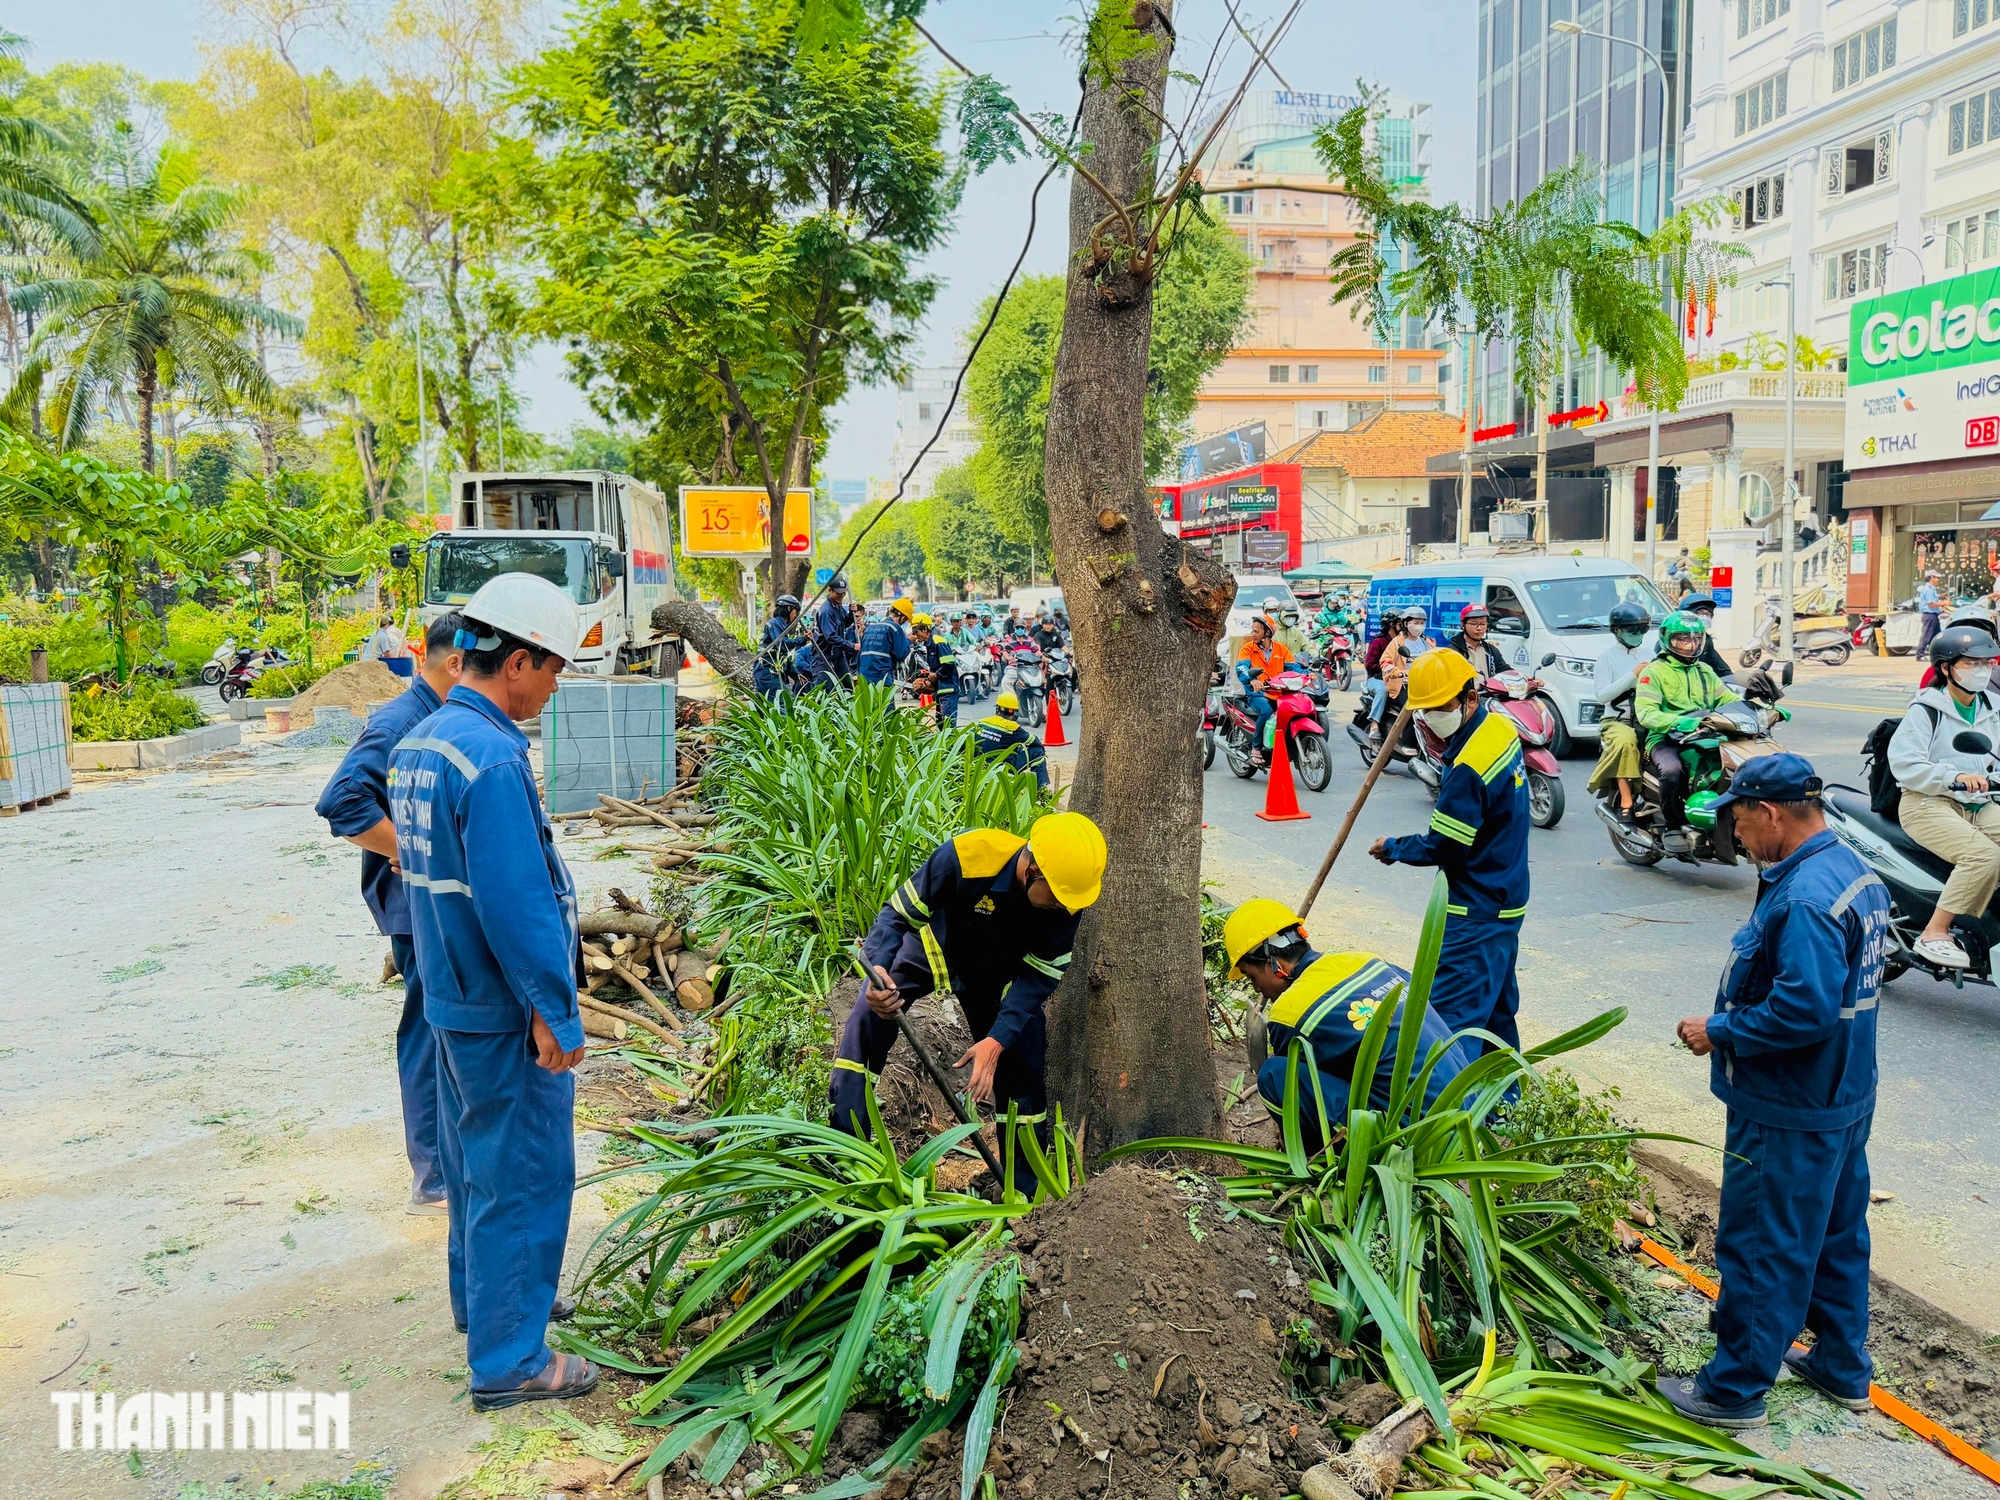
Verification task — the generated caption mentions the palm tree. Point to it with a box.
[0,30,95,258]
[4,142,300,472]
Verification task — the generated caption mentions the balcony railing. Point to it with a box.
[1617,369,1847,419]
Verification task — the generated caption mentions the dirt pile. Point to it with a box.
[290,659,408,717]
[995,1161,1334,1500]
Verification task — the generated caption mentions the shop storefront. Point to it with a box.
[1154,463,1305,570]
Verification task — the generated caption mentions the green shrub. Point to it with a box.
[248,656,339,698]
[0,597,115,682]
[71,680,208,742]
[1494,1063,1649,1250]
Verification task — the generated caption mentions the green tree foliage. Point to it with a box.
[507,0,956,590]
[831,500,925,599]
[914,461,1025,596]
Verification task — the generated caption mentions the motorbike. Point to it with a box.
[1310,627,1356,692]
[1740,596,1853,668]
[1851,614,1887,655]
[199,636,238,686]
[1002,645,1048,727]
[1046,644,1077,718]
[1594,696,1789,867]
[1219,671,1332,791]
[218,646,294,703]
[1450,669,1565,828]
[1345,692,1435,790]
[1824,729,2000,989]
[1202,664,1225,771]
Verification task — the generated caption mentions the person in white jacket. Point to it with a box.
[1587,601,1655,825]
[1889,625,2000,968]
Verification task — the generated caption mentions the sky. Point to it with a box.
[19,0,1477,490]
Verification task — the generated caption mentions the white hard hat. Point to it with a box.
[461,573,582,663]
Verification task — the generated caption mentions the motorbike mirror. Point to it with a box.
[1953,731,1994,756]
[1781,660,1795,687]
[1540,653,1557,667]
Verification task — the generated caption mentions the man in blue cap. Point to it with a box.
[1661,752,1889,1429]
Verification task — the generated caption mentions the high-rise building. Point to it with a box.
[1186,90,1446,470]
[1472,0,1693,426]
[889,364,980,500]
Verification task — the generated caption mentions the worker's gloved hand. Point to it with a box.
[1673,716,1701,734]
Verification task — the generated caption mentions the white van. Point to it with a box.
[1007,585,1067,620]
[1364,556,1672,752]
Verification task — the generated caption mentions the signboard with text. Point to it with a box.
[1847,267,2000,469]
[678,487,814,557]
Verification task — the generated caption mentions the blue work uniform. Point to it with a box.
[832,830,1078,1190]
[313,675,445,1202]
[1379,704,1531,1051]
[1696,830,1889,1408]
[1255,951,1471,1154]
[916,636,960,724]
[858,616,912,685]
[815,597,858,682]
[973,712,1048,789]
[389,686,583,1396]
[752,612,800,697]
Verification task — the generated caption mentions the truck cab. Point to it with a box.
[421,471,677,676]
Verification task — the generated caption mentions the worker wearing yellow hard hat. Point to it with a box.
[1222,898,1470,1153]
[973,688,1047,789]
[1367,648,1533,1054]
[859,599,915,686]
[832,811,1108,1192]
[890,597,915,619]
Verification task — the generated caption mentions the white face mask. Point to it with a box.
[1423,704,1465,738]
[1956,662,1994,693]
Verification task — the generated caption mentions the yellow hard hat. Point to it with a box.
[1222,898,1304,979]
[912,613,934,628]
[1028,812,1107,913]
[995,690,1019,712]
[891,597,915,619]
[1408,648,1478,709]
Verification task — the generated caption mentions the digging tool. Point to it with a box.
[852,955,1008,1186]
[1298,702,1413,919]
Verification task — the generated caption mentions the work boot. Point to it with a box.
[1781,1348,1871,1410]
[1655,1375,1766,1430]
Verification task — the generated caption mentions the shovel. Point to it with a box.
[852,956,1008,1186]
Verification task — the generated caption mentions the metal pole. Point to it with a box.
[1458,331,1474,555]
[1780,271,1797,666]
[1535,359,1550,547]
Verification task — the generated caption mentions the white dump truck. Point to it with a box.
[418,470,681,676]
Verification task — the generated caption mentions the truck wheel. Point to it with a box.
[652,641,681,680]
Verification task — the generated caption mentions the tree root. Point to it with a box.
[1339,1398,1436,1499]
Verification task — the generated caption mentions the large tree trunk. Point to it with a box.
[652,599,754,686]
[136,365,157,475]
[1041,0,1238,1153]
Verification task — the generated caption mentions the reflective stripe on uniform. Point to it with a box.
[1430,810,1478,845]
[1497,904,1527,920]
[833,1057,873,1075]
[1446,903,1469,916]
[1839,994,1880,1019]
[1296,961,1396,1038]
[405,871,473,898]
[398,735,482,781]
[1828,873,1884,919]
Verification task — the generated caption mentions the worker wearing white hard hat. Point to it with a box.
[387,571,598,1413]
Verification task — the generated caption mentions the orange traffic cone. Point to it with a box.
[1043,689,1068,748]
[1255,707,1311,822]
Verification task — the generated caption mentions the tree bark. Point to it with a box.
[651,599,754,686]
[136,363,157,475]
[1041,0,1237,1153]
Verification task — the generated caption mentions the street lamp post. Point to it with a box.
[1887,242,1926,290]
[1552,19,1670,582]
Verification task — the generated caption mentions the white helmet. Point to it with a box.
[461,573,582,663]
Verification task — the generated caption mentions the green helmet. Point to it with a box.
[1659,610,1707,643]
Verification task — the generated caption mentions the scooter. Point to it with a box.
[1467,668,1565,828]
[1002,645,1047,726]
[1310,628,1355,692]
[1202,661,1226,771]
[1740,596,1853,669]
[1823,730,2000,989]
[218,646,293,703]
[200,636,237,686]
[1345,691,1436,790]
[1220,672,1332,791]
[1046,644,1077,718]
[1594,696,1789,867]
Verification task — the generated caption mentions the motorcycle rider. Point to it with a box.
[1223,899,1471,1155]
[752,594,802,698]
[1448,603,1507,680]
[1032,613,1065,655]
[1360,607,1407,745]
[1236,612,1297,766]
[1888,626,2000,969]
[858,597,915,685]
[974,691,1048,789]
[1635,611,1741,851]
[1368,650,1532,1051]
[1675,594,1735,679]
[1917,604,1998,690]
[1588,600,1654,827]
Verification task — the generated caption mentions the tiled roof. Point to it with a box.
[1270,410,1465,479]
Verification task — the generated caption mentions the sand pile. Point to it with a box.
[290,659,409,717]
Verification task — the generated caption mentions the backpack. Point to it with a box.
[1864,704,1939,821]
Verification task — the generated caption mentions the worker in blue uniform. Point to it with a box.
[1661,753,1888,1430]
[388,572,597,1413]
[314,612,466,1215]
[831,813,1106,1191]
[814,576,858,684]
[1223,899,1471,1154]
[973,692,1047,789]
[1369,649,1530,1052]
[909,613,959,727]
[858,597,914,685]
[752,594,802,698]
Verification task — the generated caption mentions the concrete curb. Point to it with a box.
[69,721,242,770]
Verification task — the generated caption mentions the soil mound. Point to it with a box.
[291,659,408,716]
[1000,1160,1330,1500]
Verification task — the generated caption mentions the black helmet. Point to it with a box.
[776,593,800,612]
[1931,626,2000,666]
[1680,592,1716,615]
[1609,600,1650,632]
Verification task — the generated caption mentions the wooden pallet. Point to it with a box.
[0,787,71,817]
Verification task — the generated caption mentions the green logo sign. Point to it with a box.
[1848,266,2000,387]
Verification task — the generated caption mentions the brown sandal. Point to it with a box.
[470,1350,600,1411]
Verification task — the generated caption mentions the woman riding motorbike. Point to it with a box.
[1360,607,1407,745]
[1634,611,1740,851]
[1587,600,1654,826]
[1888,625,2000,969]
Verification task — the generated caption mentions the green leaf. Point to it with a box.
[807,1212,908,1470]
[1388,874,1448,1122]
[1320,1227,1453,1432]
[1524,1007,1628,1062]
[960,1344,1020,1498]
[924,1253,1001,1401]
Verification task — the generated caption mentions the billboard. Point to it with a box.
[678,487,814,557]
[1846,267,2000,469]
[1181,422,1268,480]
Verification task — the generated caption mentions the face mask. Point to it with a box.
[1614,629,1646,649]
[1423,704,1465,738]
[1956,663,1994,692]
